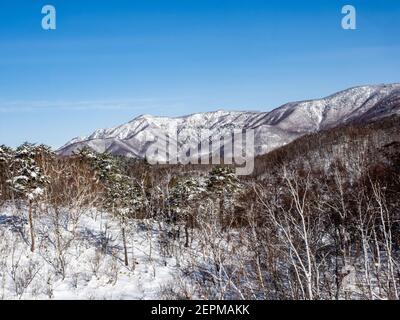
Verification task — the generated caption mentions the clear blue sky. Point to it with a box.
[0,0,399,148]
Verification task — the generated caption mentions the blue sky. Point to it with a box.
[0,0,399,148]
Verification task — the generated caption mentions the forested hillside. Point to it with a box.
[0,115,399,299]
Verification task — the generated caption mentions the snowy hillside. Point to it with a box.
[0,205,177,299]
[58,84,400,158]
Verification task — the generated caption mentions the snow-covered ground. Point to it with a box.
[0,204,178,300]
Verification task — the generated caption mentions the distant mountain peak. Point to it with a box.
[58,83,400,159]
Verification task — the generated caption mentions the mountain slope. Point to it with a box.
[58,84,400,159]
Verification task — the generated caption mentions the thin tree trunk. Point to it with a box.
[185,220,189,248]
[219,195,224,228]
[122,225,129,267]
[28,201,35,252]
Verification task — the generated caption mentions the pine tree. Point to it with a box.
[206,166,242,227]
[0,145,12,162]
[169,177,205,247]
[0,145,13,200]
[35,144,55,167]
[78,148,145,266]
[75,147,116,181]
[207,166,241,194]
[105,171,145,266]
[7,143,49,252]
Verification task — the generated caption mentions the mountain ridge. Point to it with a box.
[58,83,400,159]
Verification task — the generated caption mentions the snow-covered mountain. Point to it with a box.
[58,84,400,159]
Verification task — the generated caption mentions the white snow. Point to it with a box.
[0,204,177,300]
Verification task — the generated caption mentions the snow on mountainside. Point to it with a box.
[58,84,400,159]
